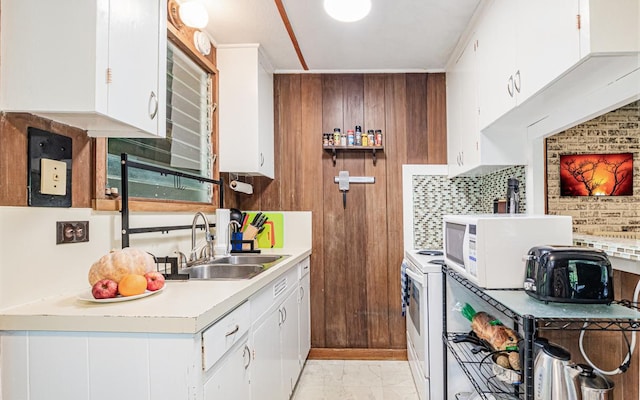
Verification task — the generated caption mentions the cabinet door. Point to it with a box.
[281,289,300,398]
[298,273,311,366]
[257,56,275,178]
[516,0,580,102]
[476,0,518,130]
[204,340,251,400]
[108,0,164,136]
[251,309,283,400]
[446,37,479,176]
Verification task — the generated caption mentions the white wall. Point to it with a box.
[0,207,311,309]
[0,207,197,309]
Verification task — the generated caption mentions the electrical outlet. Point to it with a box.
[56,221,89,244]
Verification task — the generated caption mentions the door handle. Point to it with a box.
[225,324,239,337]
[507,75,514,97]
[243,344,251,369]
[514,70,521,93]
[149,91,159,120]
[404,268,424,286]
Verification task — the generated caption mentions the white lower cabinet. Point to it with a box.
[281,288,301,397]
[0,257,311,400]
[251,305,283,400]
[250,259,307,400]
[298,260,311,366]
[203,338,251,400]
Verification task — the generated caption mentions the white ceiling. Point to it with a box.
[202,0,481,73]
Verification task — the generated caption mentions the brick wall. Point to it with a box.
[546,100,640,234]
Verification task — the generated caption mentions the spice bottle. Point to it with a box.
[347,129,355,146]
[367,130,375,147]
[333,128,341,145]
[355,126,362,146]
[375,130,383,146]
[340,131,347,146]
[361,131,368,147]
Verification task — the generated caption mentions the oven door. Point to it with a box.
[404,261,426,374]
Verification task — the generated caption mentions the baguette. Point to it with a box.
[471,311,519,351]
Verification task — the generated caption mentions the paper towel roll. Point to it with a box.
[214,208,230,255]
[230,180,253,194]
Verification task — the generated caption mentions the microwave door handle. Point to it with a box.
[405,268,425,286]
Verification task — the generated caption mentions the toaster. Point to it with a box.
[523,246,613,304]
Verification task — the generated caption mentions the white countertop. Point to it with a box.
[0,248,311,334]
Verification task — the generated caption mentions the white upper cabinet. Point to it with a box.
[477,0,581,131]
[217,44,275,179]
[0,0,167,138]
[447,37,480,177]
[446,0,639,176]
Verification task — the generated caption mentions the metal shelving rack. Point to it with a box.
[442,265,640,400]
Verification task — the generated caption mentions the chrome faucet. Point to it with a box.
[189,211,214,265]
[227,220,241,256]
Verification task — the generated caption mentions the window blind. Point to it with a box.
[107,42,213,203]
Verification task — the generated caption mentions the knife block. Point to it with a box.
[242,225,259,251]
[229,226,261,253]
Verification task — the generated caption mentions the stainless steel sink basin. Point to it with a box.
[181,255,288,280]
[213,255,285,265]
[183,264,265,280]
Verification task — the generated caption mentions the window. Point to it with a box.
[107,42,214,203]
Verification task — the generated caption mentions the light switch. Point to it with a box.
[40,158,67,196]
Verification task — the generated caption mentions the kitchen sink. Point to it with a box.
[213,255,285,265]
[181,255,288,280]
[183,263,265,280]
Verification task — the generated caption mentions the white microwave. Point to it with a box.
[443,214,573,288]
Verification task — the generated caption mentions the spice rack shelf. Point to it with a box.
[323,145,384,166]
[442,265,640,400]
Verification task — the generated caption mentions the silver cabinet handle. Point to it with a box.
[225,324,239,337]
[243,344,251,369]
[299,286,305,302]
[260,153,264,167]
[514,70,521,93]
[507,75,514,97]
[278,308,283,326]
[149,91,159,120]
[282,306,287,324]
[460,151,464,165]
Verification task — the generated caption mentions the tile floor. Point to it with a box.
[291,360,420,400]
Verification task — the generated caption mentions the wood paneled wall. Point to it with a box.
[0,113,93,207]
[544,270,640,398]
[225,73,447,350]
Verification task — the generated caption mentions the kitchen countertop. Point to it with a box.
[0,248,311,334]
[574,234,640,261]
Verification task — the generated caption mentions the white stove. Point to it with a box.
[403,249,444,400]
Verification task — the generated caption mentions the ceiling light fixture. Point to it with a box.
[324,0,371,23]
[178,0,209,29]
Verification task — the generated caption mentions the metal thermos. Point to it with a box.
[577,364,614,400]
[533,339,580,400]
[506,178,520,214]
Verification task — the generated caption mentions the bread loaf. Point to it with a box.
[508,351,521,371]
[88,247,155,285]
[471,311,519,351]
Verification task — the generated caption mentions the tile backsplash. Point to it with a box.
[546,100,640,234]
[412,165,526,249]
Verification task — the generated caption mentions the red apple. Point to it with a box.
[144,271,165,291]
[92,279,118,299]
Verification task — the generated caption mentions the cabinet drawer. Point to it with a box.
[298,257,310,279]
[202,301,250,371]
[251,265,298,322]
